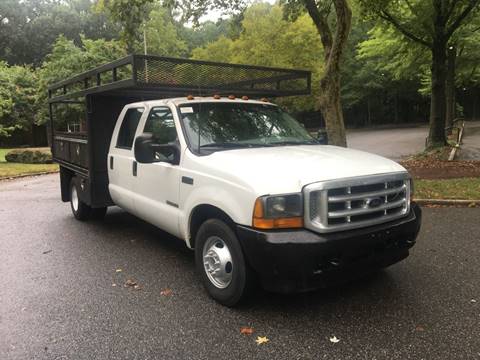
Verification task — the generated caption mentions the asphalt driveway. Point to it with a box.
[1,174,479,359]
[347,125,428,160]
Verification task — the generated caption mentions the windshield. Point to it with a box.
[179,102,316,154]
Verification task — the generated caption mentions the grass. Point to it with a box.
[0,148,9,162]
[415,178,480,200]
[0,148,58,179]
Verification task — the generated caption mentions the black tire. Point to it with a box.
[91,207,107,220]
[70,179,91,221]
[195,219,252,306]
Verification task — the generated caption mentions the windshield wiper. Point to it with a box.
[199,142,273,148]
[269,140,318,146]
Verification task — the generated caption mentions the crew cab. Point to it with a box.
[49,55,421,306]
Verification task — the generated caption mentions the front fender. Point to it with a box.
[180,185,256,248]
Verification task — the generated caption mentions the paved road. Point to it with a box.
[1,174,479,360]
[458,121,480,160]
[347,125,428,160]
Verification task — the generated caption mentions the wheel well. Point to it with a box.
[189,205,235,249]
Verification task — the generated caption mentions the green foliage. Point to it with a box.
[0,0,119,66]
[143,6,187,56]
[96,0,152,52]
[5,148,52,164]
[0,62,38,138]
[192,3,324,111]
[178,17,242,53]
[36,35,126,125]
[357,27,429,82]
[355,5,480,95]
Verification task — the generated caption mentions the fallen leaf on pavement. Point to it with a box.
[160,288,172,296]
[240,327,254,335]
[124,279,137,287]
[329,336,340,344]
[255,336,269,345]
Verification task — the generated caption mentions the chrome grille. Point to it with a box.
[304,173,411,233]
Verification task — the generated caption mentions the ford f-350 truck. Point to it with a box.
[49,55,421,306]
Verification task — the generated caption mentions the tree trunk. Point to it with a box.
[318,72,347,146]
[445,45,456,130]
[428,38,448,147]
[304,0,352,147]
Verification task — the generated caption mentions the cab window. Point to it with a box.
[116,107,144,149]
[144,107,177,144]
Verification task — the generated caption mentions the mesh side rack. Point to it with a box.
[48,54,311,102]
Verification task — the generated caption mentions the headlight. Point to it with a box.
[253,193,303,229]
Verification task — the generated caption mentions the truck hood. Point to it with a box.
[195,145,408,195]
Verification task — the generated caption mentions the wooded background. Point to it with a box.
[0,0,479,147]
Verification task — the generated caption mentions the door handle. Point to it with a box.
[132,161,137,176]
[110,156,114,170]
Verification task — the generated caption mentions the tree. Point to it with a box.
[0,62,38,138]
[191,3,324,113]
[280,0,352,146]
[143,6,187,56]
[358,0,480,148]
[0,0,119,66]
[96,0,152,53]
[36,35,126,125]
[97,0,247,53]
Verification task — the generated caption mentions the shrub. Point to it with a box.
[5,148,52,164]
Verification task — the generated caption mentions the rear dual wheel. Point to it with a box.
[70,179,107,221]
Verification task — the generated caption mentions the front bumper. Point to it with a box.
[237,202,422,293]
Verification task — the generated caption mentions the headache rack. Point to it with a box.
[48,54,311,102]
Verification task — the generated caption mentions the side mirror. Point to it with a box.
[317,129,328,145]
[134,133,180,165]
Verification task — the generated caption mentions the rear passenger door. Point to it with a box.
[108,106,145,213]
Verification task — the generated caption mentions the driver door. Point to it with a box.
[132,106,182,237]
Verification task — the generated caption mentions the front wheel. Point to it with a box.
[195,219,252,306]
[70,179,91,221]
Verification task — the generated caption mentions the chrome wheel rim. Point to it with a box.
[202,236,233,289]
[71,185,79,212]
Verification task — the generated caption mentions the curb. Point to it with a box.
[0,170,59,181]
[414,198,480,206]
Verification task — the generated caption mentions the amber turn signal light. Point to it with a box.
[252,198,303,229]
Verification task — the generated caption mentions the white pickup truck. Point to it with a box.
[49,56,421,306]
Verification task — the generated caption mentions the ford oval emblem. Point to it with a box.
[365,197,383,209]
